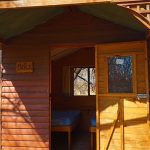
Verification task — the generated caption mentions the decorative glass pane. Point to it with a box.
[74,68,88,95]
[90,68,96,95]
[108,56,133,93]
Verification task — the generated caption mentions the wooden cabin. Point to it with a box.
[0,1,150,150]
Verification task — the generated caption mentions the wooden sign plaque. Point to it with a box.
[16,62,33,73]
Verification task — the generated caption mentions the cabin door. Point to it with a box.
[95,41,150,150]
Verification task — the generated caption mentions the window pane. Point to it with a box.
[108,56,133,93]
[74,68,88,95]
[90,68,96,95]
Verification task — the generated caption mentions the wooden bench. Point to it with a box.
[51,111,80,149]
[89,126,96,149]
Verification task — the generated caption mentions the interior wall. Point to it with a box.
[51,47,96,131]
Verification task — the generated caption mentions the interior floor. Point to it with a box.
[52,131,96,150]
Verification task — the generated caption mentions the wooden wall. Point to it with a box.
[0,8,148,150]
[52,47,96,131]
[146,38,150,149]
[96,41,149,150]
[1,44,50,150]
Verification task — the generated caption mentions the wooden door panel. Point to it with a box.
[96,41,149,150]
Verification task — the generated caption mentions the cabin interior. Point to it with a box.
[50,41,149,150]
[0,3,150,150]
[51,47,96,150]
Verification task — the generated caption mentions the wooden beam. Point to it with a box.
[0,0,111,8]
[48,49,51,150]
[122,6,150,30]
[0,0,149,8]
[119,2,150,6]
[95,46,100,150]
[119,99,124,150]
[103,109,120,150]
[116,0,150,4]
[146,39,150,150]
[0,43,2,150]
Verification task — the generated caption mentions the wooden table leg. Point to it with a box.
[68,131,71,150]
[91,132,93,150]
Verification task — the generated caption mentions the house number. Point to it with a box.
[16,62,33,73]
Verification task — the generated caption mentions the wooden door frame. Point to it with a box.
[49,44,95,149]
[49,50,51,150]
[0,43,2,150]
[95,46,100,150]
[145,39,150,146]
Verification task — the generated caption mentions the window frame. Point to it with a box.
[106,54,136,96]
[71,66,96,96]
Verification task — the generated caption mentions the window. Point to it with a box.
[108,56,133,93]
[73,67,96,96]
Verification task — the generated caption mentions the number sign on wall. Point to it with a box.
[16,62,33,73]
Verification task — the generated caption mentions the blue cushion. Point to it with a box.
[91,114,96,127]
[52,110,80,126]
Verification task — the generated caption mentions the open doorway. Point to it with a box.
[50,46,96,150]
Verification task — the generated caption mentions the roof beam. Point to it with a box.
[0,0,110,9]
[115,0,150,4]
[0,0,149,9]
[0,1,139,8]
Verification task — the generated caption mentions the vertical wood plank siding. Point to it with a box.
[1,45,50,150]
[147,39,150,148]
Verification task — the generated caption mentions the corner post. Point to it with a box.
[146,39,150,148]
[0,43,2,150]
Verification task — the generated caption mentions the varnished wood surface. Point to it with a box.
[96,41,149,150]
[0,43,2,150]
[1,46,50,149]
[89,127,96,149]
[0,0,148,8]
[0,0,110,8]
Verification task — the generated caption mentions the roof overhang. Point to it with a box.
[0,2,149,41]
[79,4,150,32]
